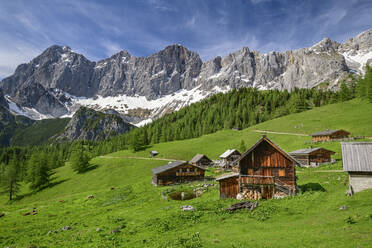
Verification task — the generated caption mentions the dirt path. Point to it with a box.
[99,156,176,161]
[252,130,309,137]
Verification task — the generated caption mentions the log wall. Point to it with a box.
[154,164,205,186]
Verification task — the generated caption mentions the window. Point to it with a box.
[279,169,285,177]
[179,169,182,173]
[187,168,190,172]
[194,168,198,172]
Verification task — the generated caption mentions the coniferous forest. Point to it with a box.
[1,66,372,200]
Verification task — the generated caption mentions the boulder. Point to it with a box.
[181,205,195,211]
[62,226,72,231]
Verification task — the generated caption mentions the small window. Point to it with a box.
[248,169,254,175]
[194,168,197,172]
[187,168,190,172]
[179,169,182,173]
[279,169,285,177]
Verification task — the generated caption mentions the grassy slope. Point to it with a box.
[1,99,372,247]
[11,118,70,146]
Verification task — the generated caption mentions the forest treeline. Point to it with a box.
[1,65,371,200]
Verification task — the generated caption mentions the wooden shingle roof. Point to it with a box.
[190,154,211,164]
[311,129,350,137]
[289,147,335,155]
[152,160,205,175]
[342,142,372,172]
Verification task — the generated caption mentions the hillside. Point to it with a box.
[10,118,70,146]
[0,99,372,247]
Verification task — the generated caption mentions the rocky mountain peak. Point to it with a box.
[310,37,340,53]
[1,28,371,124]
[341,28,372,52]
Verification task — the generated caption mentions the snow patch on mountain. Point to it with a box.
[5,95,52,120]
[342,50,372,73]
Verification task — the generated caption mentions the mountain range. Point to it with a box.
[1,29,371,126]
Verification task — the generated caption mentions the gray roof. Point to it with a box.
[152,160,205,174]
[311,129,349,136]
[190,154,211,164]
[216,173,239,181]
[150,150,159,154]
[342,142,372,172]
[220,149,240,159]
[289,147,335,155]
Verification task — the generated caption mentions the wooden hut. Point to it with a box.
[152,161,205,186]
[217,136,299,199]
[190,154,212,167]
[216,173,239,198]
[342,142,372,194]
[289,147,335,167]
[311,129,350,142]
[219,149,241,169]
[150,151,159,157]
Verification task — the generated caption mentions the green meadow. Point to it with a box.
[1,99,372,247]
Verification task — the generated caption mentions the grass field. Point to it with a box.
[1,99,372,247]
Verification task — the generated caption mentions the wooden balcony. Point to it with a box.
[239,175,275,185]
[176,172,203,176]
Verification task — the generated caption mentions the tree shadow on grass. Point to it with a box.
[79,164,98,173]
[299,182,326,193]
[11,178,70,202]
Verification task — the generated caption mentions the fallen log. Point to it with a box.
[224,201,258,212]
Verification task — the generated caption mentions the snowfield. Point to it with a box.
[4,85,231,126]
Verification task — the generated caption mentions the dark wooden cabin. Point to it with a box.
[152,161,205,186]
[289,147,335,167]
[311,129,350,142]
[217,136,299,199]
[190,154,212,167]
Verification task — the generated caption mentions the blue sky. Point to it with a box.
[0,0,371,79]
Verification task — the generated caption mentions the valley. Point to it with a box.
[1,98,372,247]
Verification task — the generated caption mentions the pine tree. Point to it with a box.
[339,82,351,102]
[239,140,247,153]
[27,152,51,190]
[365,65,372,102]
[1,160,21,201]
[70,148,90,173]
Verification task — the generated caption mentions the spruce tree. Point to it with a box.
[1,160,21,201]
[70,148,90,173]
[239,140,247,153]
[365,65,372,102]
[339,82,351,102]
[27,152,51,190]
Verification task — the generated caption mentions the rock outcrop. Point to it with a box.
[57,107,134,141]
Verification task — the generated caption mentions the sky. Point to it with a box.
[0,0,371,79]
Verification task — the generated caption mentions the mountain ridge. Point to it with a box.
[1,29,371,124]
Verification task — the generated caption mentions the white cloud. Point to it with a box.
[196,35,259,61]
[0,41,41,78]
[101,40,123,57]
